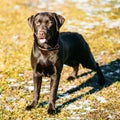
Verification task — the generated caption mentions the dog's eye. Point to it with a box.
[45,20,53,25]
[49,21,53,24]
[36,22,41,26]
[45,20,49,24]
[35,20,41,26]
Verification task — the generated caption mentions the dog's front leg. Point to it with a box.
[26,72,42,110]
[48,72,60,114]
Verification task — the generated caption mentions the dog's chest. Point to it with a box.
[36,53,57,76]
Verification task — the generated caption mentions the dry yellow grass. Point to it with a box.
[0,0,120,120]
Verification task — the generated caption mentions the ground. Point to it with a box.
[0,0,120,120]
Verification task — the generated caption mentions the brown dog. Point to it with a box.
[26,12,105,114]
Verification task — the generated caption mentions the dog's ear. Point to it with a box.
[28,15,34,30]
[52,13,65,31]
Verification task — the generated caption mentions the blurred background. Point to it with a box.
[0,0,120,119]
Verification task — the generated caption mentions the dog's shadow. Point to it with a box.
[38,59,120,113]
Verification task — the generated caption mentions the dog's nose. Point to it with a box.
[38,31,46,39]
[39,31,44,36]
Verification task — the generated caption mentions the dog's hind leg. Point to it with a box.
[95,63,105,86]
[67,65,79,81]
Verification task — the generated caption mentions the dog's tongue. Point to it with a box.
[39,39,46,43]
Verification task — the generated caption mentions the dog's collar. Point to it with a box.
[37,44,59,51]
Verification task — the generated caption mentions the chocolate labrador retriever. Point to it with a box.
[26,12,105,114]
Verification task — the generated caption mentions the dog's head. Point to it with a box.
[28,12,65,48]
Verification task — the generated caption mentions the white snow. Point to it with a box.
[8,78,16,82]
[94,96,107,103]
[24,86,34,91]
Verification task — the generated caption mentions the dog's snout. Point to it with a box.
[38,31,46,38]
[39,31,44,36]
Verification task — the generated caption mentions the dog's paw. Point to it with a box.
[67,76,76,81]
[26,100,38,110]
[26,105,34,111]
[47,109,56,115]
[48,102,56,114]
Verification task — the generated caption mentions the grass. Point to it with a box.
[0,0,120,120]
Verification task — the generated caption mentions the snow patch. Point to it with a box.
[94,96,107,103]
[24,86,34,91]
[8,78,16,82]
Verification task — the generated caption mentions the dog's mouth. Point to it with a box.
[38,38,46,43]
[36,34,51,49]
[37,38,48,49]
[36,31,48,43]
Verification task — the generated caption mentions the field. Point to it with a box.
[0,0,120,119]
